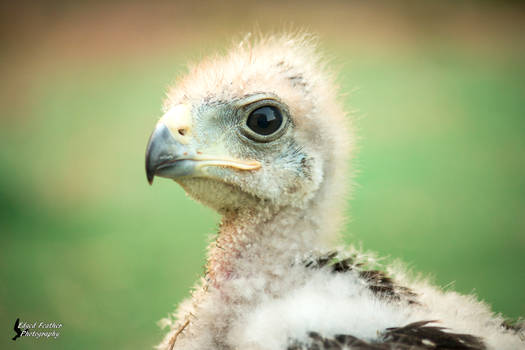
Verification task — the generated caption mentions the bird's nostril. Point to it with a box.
[178,128,187,136]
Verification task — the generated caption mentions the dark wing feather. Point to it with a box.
[384,321,486,349]
[288,321,486,350]
[304,251,418,304]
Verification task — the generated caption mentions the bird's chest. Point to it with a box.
[183,269,413,350]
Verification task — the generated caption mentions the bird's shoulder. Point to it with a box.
[232,251,489,350]
[301,250,419,305]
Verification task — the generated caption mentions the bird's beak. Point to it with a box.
[145,105,261,185]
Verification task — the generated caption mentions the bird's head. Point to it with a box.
[146,34,352,217]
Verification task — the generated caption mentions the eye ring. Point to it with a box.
[240,101,289,143]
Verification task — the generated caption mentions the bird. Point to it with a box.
[145,33,524,350]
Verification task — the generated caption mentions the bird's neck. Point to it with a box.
[206,203,329,287]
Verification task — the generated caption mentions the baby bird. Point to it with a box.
[145,33,524,350]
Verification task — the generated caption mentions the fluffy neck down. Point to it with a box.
[205,138,349,288]
[206,203,325,288]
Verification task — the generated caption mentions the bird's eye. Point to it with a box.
[246,106,283,136]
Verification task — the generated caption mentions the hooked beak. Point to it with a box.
[145,107,261,185]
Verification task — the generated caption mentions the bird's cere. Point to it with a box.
[159,104,193,144]
[146,33,525,350]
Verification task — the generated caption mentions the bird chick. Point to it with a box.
[145,34,524,350]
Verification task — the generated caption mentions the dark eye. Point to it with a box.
[246,106,283,136]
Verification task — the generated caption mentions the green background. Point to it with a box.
[1,1,524,349]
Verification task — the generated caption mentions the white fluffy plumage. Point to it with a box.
[147,33,524,350]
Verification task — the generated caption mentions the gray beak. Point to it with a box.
[145,123,195,185]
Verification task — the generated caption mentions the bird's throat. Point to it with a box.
[205,204,324,288]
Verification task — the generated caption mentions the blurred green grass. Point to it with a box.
[1,9,525,349]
